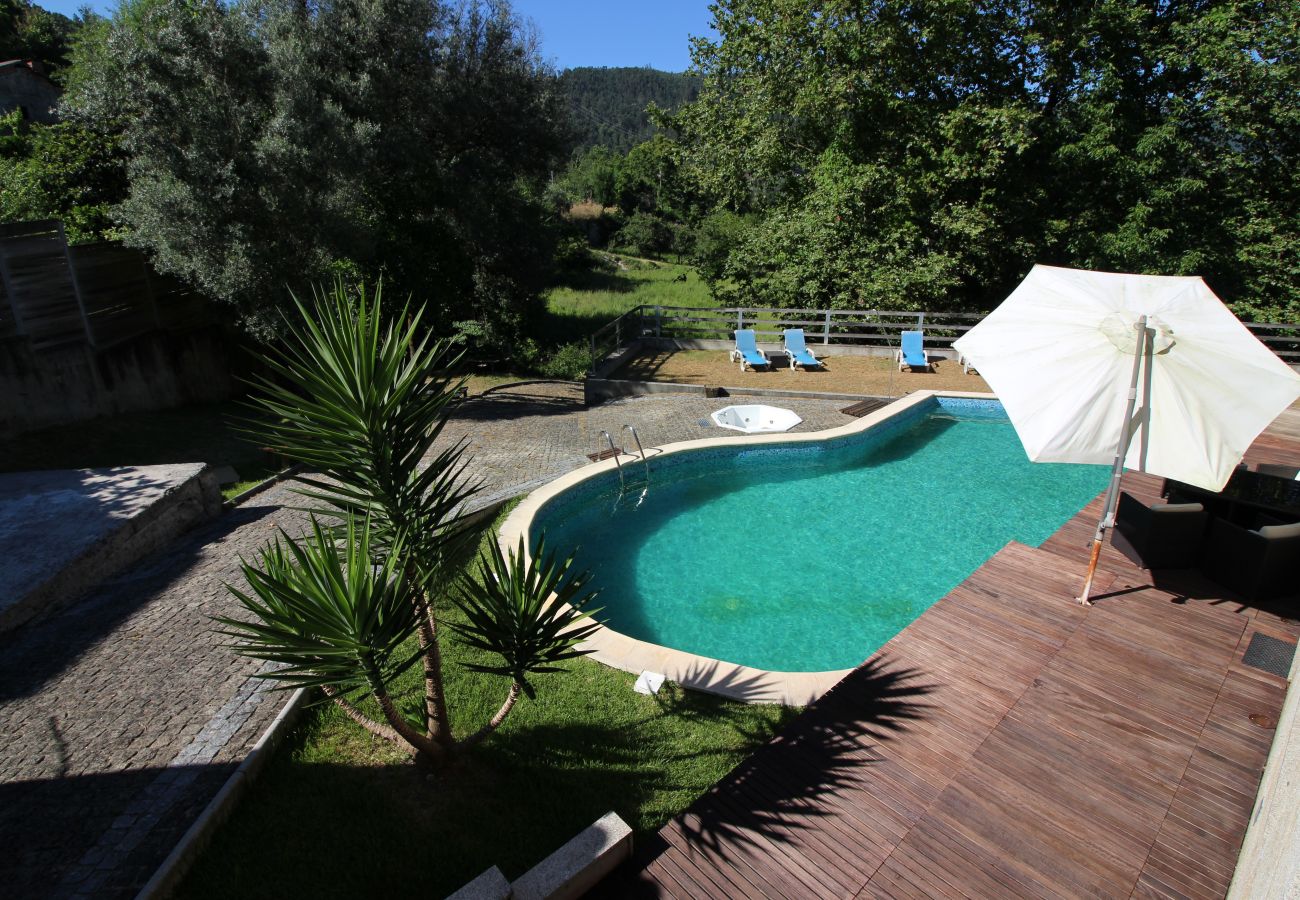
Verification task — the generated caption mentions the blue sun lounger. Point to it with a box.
[897,330,932,371]
[730,329,770,371]
[782,328,821,370]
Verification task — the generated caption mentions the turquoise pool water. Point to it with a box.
[533,399,1108,672]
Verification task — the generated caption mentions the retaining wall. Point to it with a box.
[0,327,232,435]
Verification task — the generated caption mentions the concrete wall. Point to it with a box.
[1227,652,1300,899]
[0,328,233,435]
[0,66,60,124]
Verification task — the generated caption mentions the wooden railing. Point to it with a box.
[1246,321,1300,364]
[589,304,1300,373]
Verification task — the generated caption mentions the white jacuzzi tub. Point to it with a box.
[710,405,803,434]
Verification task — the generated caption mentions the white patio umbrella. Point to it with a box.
[953,264,1300,605]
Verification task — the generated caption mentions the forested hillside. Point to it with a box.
[559,66,697,153]
[1,0,89,80]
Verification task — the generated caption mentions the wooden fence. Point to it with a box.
[590,304,1300,371]
[0,220,211,352]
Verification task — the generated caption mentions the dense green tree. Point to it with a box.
[63,0,569,343]
[551,145,621,207]
[0,110,126,241]
[669,0,1299,320]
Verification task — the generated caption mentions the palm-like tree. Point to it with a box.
[218,282,600,763]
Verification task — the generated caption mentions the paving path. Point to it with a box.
[0,384,855,899]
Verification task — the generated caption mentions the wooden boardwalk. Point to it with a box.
[594,415,1300,899]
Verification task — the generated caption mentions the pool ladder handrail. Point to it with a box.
[622,425,651,485]
[599,430,624,491]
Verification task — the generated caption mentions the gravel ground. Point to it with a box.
[612,348,992,396]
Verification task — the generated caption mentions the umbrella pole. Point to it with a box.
[1078,316,1151,605]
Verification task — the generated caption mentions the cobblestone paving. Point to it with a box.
[444,382,856,506]
[0,384,856,899]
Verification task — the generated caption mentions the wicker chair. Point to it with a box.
[1112,491,1208,570]
[1200,518,1300,603]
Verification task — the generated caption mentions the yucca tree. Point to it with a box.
[220,281,600,763]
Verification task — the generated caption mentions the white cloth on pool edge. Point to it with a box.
[953,265,1300,492]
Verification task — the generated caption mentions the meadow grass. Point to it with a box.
[537,252,717,347]
[176,504,795,898]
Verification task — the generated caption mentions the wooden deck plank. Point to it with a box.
[600,418,1299,899]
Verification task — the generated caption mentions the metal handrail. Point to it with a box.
[599,430,623,491]
[622,425,650,484]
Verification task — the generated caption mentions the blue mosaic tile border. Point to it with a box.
[935,396,1008,419]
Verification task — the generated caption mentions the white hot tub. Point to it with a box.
[710,405,803,434]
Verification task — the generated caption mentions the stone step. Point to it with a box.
[0,463,223,633]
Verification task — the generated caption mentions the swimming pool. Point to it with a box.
[517,395,1108,675]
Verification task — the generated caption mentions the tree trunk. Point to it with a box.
[373,685,447,764]
[456,682,522,752]
[321,685,401,744]
[415,593,453,749]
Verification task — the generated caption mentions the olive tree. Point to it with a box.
[64,0,569,342]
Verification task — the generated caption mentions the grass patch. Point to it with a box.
[0,402,280,500]
[539,252,717,346]
[177,505,795,898]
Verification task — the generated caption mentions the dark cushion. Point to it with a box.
[1201,516,1300,602]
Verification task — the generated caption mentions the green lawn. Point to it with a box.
[538,251,717,347]
[177,507,795,898]
[0,401,280,499]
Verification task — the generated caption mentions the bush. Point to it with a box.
[691,208,747,283]
[616,211,671,257]
[553,236,592,272]
[539,342,595,380]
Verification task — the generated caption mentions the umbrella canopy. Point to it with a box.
[954,265,1300,493]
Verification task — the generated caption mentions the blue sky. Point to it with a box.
[34,0,716,72]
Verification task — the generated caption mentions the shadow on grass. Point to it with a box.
[550,268,639,295]
[532,307,635,349]
[448,387,585,423]
[178,696,795,900]
[591,654,934,896]
[612,348,697,382]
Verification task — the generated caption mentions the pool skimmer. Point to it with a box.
[634,671,666,695]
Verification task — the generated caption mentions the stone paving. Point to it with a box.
[0,384,856,899]
[446,381,856,508]
[0,465,225,636]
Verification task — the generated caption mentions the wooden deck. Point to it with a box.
[594,413,1300,899]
